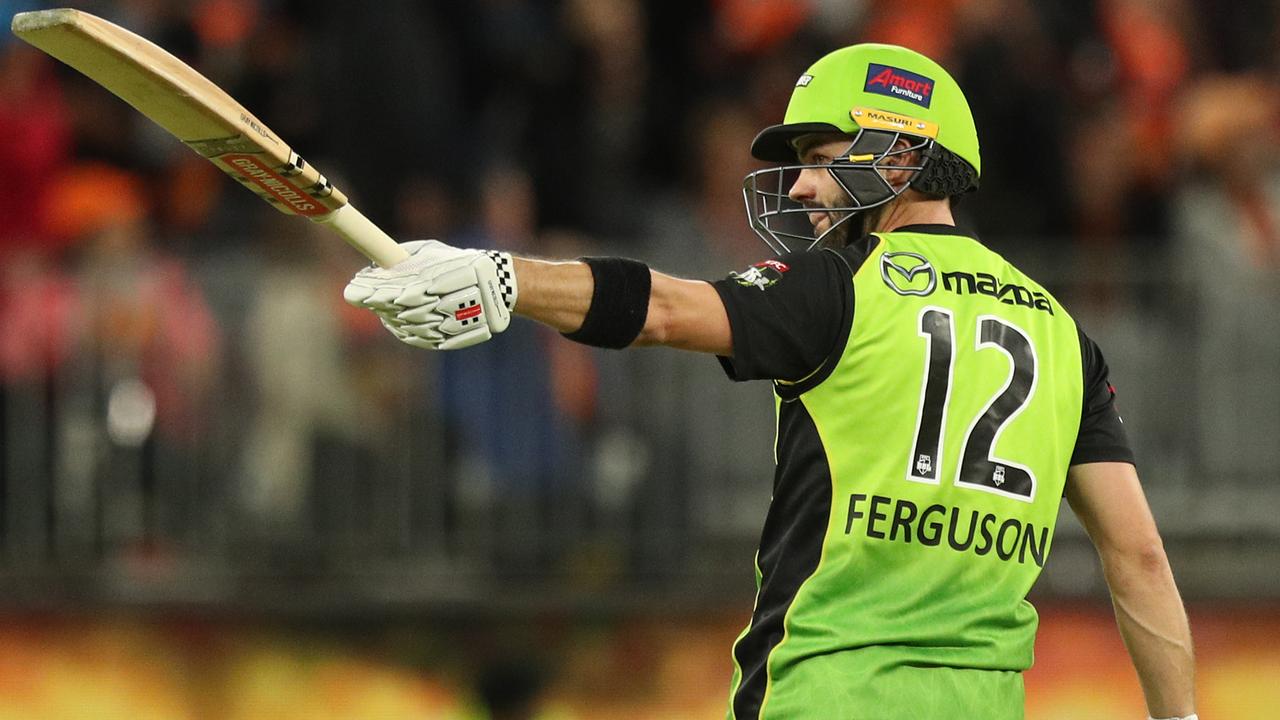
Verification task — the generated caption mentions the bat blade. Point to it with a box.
[11,8,408,267]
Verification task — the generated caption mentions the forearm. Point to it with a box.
[511,256,731,354]
[511,257,593,333]
[1066,464,1198,719]
[1101,545,1196,717]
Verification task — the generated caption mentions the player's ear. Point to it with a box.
[880,139,921,186]
[887,137,919,166]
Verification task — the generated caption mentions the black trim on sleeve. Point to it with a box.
[773,235,881,399]
[769,252,852,401]
[713,250,848,384]
[731,399,833,719]
[713,283,760,382]
[1071,325,1136,466]
[713,235,883,394]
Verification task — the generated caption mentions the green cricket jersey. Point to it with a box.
[712,224,1133,720]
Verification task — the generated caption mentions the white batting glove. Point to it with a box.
[344,239,518,350]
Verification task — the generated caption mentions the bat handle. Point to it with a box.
[316,203,409,268]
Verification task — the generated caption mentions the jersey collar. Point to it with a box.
[886,223,976,238]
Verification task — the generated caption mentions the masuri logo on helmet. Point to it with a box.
[742,44,981,254]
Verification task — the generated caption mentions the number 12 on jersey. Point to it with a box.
[907,307,1039,502]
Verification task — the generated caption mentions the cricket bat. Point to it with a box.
[11,8,409,267]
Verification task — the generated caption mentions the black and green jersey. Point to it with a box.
[711,224,1132,720]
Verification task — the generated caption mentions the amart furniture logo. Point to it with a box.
[864,63,935,108]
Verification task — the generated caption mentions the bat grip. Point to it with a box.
[316,204,409,267]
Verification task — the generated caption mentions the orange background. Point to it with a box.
[0,602,1272,719]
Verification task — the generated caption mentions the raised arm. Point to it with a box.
[511,257,731,354]
[1064,462,1196,719]
[343,242,733,354]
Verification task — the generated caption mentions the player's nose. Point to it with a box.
[788,168,819,203]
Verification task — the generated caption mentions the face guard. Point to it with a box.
[742,127,933,254]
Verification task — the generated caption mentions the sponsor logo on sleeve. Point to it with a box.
[1107,382,1124,422]
[732,259,790,290]
[864,63,935,108]
[796,73,814,87]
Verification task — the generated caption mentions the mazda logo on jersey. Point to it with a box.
[880,251,937,296]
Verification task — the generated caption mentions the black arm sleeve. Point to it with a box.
[711,249,853,384]
[1071,326,1136,466]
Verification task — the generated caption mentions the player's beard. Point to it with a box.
[816,161,926,248]
[814,190,861,249]
[855,203,887,241]
[818,208,893,250]
[815,212,851,249]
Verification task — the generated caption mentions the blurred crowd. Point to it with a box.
[5,0,1279,263]
[1,0,1279,572]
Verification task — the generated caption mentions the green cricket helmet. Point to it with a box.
[743,44,981,253]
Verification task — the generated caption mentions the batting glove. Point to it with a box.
[344,239,518,350]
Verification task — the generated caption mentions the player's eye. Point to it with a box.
[811,154,831,165]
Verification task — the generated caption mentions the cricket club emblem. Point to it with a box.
[732,259,790,291]
[915,454,933,476]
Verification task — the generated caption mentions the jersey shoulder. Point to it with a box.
[832,232,882,276]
